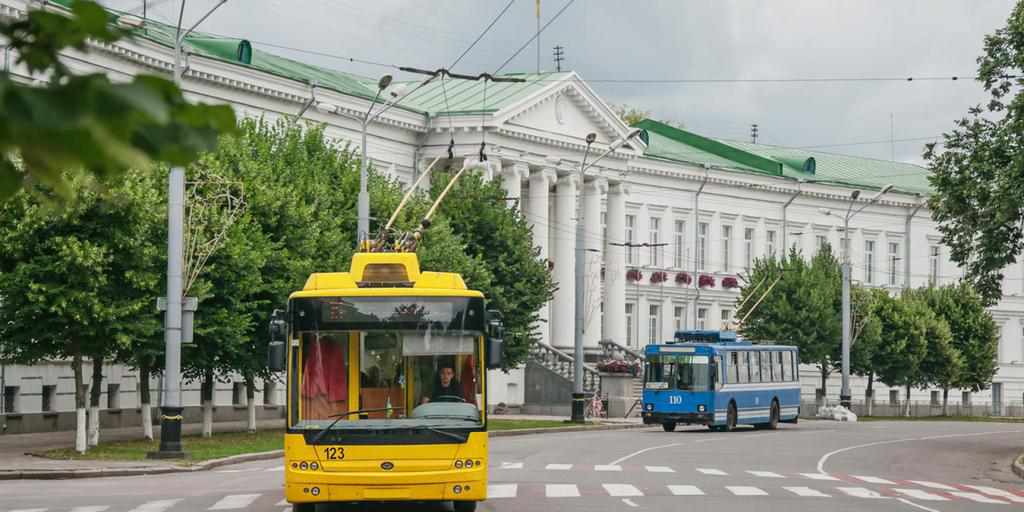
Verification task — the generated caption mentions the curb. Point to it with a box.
[1013,453,1024,480]
[0,423,650,480]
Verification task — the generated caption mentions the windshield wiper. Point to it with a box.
[309,408,395,445]
[416,414,479,421]
[420,426,468,442]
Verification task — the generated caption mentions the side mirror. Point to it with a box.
[485,309,504,370]
[267,309,287,372]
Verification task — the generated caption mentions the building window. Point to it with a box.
[3,386,18,413]
[107,383,120,409]
[766,230,777,258]
[697,308,708,330]
[864,240,875,284]
[648,305,661,344]
[232,382,247,406]
[264,381,277,406]
[888,242,899,286]
[625,215,636,265]
[816,235,828,253]
[721,225,732,272]
[929,246,940,284]
[42,385,56,413]
[673,305,686,333]
[674,220,686,269]
[744,228,754,272]
[697,222,708,271]
[625,303,635,347]
[649,217,661,266]
[721,309,733,330]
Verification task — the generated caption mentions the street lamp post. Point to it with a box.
[357,75,393,244]
[153,0,228,459]
[822,184,893,409]
[571,130,641,423]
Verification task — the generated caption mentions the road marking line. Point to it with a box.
[209,494,262,510]
[604,484,644,497]
[908,480,958,491]
[70,507,110,512]
[667,485,704,496]
[949,491,1010,504]
[891,489,949,501]
[275,500,288,506]
[606,442,685,466]
[545,463,573,471]
[836,487,886,499]
[897,498,942,512]
[128,500,183,512]
[816,430,1023,474]
[645,465,674,473]
[726,486,768,496]
[696,468,728,475]
[264,466,284,472]
[963,485,1024,503]
[487,484,518,499]
[784,486,830,497]
[500,462,523,469]
[595,464,622,472]
[851,475,896,484]
[747,470,784,478]
[9,509,48,512]
[622,498,639,508]
[545,484,580,498]
[801,473,840,481]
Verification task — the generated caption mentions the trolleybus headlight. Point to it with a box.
[645,403,654,411]
[310,462,319,471]
[453,485,462,495]
[310,487,320,497]
[300,461,309,471]
[454,460,464,469]
[698,404,706,412]
[465,459,473,468]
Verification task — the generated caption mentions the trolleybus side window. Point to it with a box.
[773,352,783,382]
[728,351,739,384]
[737,351,749,384]
[783,351,795,381]
[750,352,761,383]
[760,352,771,383]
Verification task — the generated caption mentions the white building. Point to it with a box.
[2,0,1023,425]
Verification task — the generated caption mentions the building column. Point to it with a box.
[552,173,580,351]
[603,183,630,346]
[527,168,557,345]
[583,177,608,350]
[502,162,529,209]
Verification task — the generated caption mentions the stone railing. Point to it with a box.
[528,341,601,393]
[599,339,646,366]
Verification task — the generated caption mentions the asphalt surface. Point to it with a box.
[1,419,1023,512]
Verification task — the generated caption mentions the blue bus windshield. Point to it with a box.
[645,354,712,392]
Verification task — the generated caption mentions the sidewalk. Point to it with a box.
[0,415,643,479]
[0,418,286,477]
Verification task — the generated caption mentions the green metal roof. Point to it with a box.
[638,119,932,194]
[397,72,564,116]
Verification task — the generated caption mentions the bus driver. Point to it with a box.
[421,361,463,403]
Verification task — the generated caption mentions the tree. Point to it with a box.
[0,1,235,201]
[611,103,685,129]
[0,171,163,452]
[925,2,1024,304]
[737,245,841,396]
[911,283,998,413]
[871,293,932,417]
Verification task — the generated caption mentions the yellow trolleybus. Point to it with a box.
[267,250,503,512]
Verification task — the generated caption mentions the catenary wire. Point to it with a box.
[449,0,516,70]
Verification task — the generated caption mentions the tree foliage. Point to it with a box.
[926,2,1024,304]
[0,0,235,201]
[911,283,998,393]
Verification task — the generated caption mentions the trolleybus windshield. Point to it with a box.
[645,354,712,392]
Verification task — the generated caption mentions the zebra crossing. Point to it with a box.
[2,495,287,512]
[485,482,1024,504]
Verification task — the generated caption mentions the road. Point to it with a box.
[1,420,1023,512]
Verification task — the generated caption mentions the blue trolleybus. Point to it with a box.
[641,330,800,432]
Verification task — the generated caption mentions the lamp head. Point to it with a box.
[880,184,894,194]
[377,74,394,90]
[850,190,861,200]
[585,133,597,145]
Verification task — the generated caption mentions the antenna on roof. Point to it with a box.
[750,123,759,144]
[553,45,565,72]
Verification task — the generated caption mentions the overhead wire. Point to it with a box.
[449,0,517,70]
[494,0,577,74]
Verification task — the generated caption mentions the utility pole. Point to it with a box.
[553,45,565,72]
[750,124,759,144]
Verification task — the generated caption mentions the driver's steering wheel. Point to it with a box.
[432,394,466,403]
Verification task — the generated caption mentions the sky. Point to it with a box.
[101,0,1016,165]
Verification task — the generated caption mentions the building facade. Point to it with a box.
[2,0,1024,424]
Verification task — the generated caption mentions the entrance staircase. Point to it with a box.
[527,339,646,418]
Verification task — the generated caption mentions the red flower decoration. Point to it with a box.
[626,269,643,282]
[722,276,739,289]
[650,271,668,284]
[698,274,716,288]
[675,272,692,285]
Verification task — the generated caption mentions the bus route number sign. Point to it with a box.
[323,447,345,460]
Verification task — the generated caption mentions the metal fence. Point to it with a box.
[801,399,1024,419]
